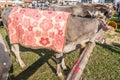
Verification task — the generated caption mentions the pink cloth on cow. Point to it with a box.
[8,7,70,53]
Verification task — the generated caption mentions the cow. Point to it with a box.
[49,3,114,20]
[1,6,109,77]
[0,33,12,80]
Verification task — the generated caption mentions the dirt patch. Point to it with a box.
[105,30,120,44]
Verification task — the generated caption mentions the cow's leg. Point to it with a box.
[11,44,26,68]
[55,53,65,77]
[89,33,96,43]
[61,57,67,70]
[61,43,77,70]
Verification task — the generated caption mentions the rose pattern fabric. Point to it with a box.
[8,7,70,53]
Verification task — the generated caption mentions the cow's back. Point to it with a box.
[49,4,73,12]
[1,7,12,29]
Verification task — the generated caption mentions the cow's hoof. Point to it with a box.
[58,72,64,79]
[20,62,26,68]
[57,72,63,77]
[15,58,18,62]
[62,66,67,70]
[15,59,26,68]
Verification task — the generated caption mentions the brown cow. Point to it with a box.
[1,7,109,77]
[49,3,114,19]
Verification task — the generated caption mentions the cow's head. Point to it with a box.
[96,7,112,20]
[95,19,110,43]
[71,4,113,19]
[98,19,110,31]
[104,8,113,19]
[71,4,96,18]
[94,4,114,20]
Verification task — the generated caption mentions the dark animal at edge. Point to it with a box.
[0,33,12,80]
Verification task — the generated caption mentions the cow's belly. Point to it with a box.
[64,31,96,53]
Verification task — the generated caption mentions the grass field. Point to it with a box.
[0,16,120,80]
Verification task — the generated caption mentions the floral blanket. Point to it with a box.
[8,7,70,53]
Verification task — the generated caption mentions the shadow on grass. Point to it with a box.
[116,22,120,32]
[5,35,71,80]
[97,43,120,54]
[10,46,56,80]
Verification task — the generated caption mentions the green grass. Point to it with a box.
[83,44,120,80]
[0,16,120,80]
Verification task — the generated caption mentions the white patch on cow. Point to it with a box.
[3,62,7,66]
